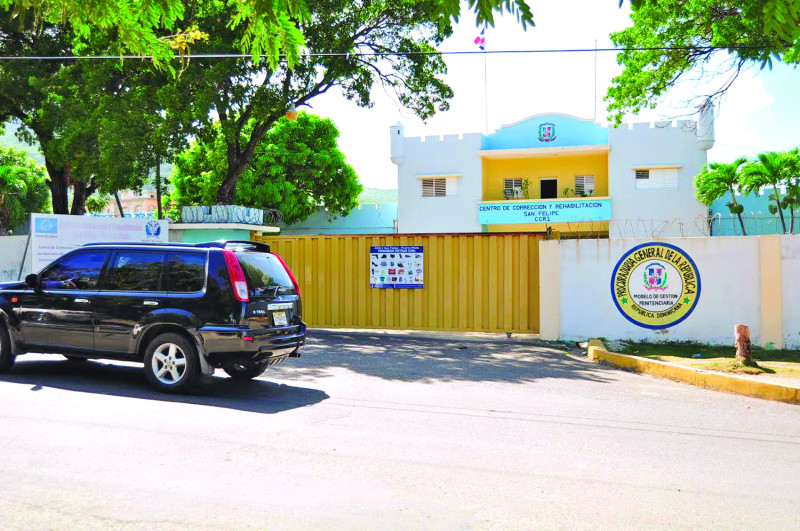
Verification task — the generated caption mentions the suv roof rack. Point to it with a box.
[81,240,272,253]
[83,241,197,248]
[195,240,271,253]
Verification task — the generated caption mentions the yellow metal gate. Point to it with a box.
[253,233,541,333]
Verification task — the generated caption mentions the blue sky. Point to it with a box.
[309,0,800,189]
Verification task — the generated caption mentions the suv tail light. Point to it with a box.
[222,249,249,302]
[273,253,301,297]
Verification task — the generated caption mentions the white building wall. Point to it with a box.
[608,121,709,238]
[394,133,483,234]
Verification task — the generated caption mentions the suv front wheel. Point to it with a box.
[143,333,201,393]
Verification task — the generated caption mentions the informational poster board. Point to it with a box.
[370,246,423,289]
[31,213,169,272]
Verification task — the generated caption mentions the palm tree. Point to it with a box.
[694,157,748,235]
[782,149,800,234]
[741,152,791,234]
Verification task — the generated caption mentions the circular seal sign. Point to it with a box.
[611,242,701,329]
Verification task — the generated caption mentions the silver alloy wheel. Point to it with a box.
[151,343,187,385]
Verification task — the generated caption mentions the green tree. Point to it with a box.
[741,151,794,233]
[1,0,531,70]
[168,0,457,204]
[694,157,749,235]
[167,112,362,224]
[0,16,187,214]
[85,193,112,214]
[607,0,800,124]
[0,145,50,233]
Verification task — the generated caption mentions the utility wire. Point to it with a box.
[0,45,779,61]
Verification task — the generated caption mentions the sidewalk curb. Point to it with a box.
[309,327,567,350]
[587,340,800,404]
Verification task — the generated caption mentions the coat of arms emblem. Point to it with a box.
[643,262,668,291]
[538,122,556,142]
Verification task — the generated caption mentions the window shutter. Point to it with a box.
[663,168,679,189]
[422,178,447,197]
[503,178,523,197]
[635,169,649,180]
[575,175,595,196]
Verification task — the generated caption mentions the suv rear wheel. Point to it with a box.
[143,333,200,393]
[223,360,267,380]
[0,325,14,373]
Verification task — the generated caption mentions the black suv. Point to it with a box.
[0,240,305,392]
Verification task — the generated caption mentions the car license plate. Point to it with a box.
[273,311,288,326]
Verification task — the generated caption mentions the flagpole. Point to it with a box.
[484,46,488,133]
[593,39,598,122]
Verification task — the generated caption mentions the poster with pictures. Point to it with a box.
[370,246,423,289]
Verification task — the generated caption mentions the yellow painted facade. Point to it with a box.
[482,152,609,234]
[253,233,541,333]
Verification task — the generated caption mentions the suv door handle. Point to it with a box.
[143,300,159,306]
[74,298,90,304]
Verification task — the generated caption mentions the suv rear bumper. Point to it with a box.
[199,323,306,365]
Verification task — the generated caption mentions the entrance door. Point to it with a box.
[540,178,558,199]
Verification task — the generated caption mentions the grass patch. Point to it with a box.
[617,341,800,382]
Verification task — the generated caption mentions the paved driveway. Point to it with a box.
[0,330,798,529]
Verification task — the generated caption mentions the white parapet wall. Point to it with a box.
[0,235,32,282]
[539,236,797,348]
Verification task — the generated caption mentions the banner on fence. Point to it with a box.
[31,213,168,271]
[369,246,424,289]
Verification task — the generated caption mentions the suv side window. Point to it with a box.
[102,251,166,292]
[40,251,108,290]
[167,252,206,292]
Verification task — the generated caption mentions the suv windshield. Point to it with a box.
[236,252,294,292]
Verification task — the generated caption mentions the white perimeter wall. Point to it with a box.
[782,237,800,348]
[608,122,708,237]
[396,134,483,233]
[0,236,32,282]
[545,237,772,345]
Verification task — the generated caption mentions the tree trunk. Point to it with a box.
[155,162,162,220]
[774,194,787,233]
[114,191,125,217]
[734,324,754,366]
[736,212,747,236]
[791,207,795,235]
[69,179,96,215]
[44,162,69,215]
[215,117,276,204]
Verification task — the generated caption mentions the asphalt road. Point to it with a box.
[0,330,798,530]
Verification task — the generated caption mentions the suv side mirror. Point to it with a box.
[25,274,39,290]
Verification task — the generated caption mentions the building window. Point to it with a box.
[421,177,447,197]
[574,175,595,196]
[635,168,678,190]
[504,178,523,198]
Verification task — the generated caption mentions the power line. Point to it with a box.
[0,45,778,61]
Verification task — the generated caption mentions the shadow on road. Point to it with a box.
[270,330,617,385]
[0,359,329,414]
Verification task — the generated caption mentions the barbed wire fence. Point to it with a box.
[547,212,797,239]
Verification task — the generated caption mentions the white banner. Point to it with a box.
[31,214,168,272]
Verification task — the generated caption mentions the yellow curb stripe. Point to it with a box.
[588,341,800,404]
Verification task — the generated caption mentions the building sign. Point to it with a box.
[537,122,556,142]
[611,242,701,329]
[370,246,423,289]
[478,198,611,225]
[31,213,168,272]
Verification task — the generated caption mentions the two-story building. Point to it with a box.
[391,110,715,237]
